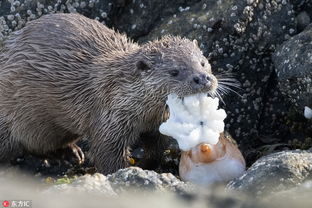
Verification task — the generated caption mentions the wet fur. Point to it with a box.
[0,13,215,174]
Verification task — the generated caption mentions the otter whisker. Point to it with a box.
[218,79,241,85]
[215,72,243,99]
[215,71,237,77]
[216,86,230,96]
[216,72,239,81]
[212,90,225,105]
[218,78,241,86]
[218,84,243,98]
[218,78,241,83]
[218,81,242,90]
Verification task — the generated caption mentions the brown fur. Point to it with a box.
[0,13,217,174]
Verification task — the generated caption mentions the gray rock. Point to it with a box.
[46,173,116,196]
[0,0,116,39]
[227,150,312,196]
[46,167,193,196]
[110,0,199,40]
[2,166,312,208]
[296,11,310,31]
[0,172,264,208]
[291,0,312,13]
[107,167,193,194]
[272,26,312,112]
[263,180,312,207]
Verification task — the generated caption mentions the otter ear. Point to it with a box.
[136,60,151,72]
[193,39,198,46]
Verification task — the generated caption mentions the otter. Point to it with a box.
[0,13,218,174]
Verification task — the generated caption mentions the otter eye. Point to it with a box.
[169,70,179,77]
[201,61,205,67]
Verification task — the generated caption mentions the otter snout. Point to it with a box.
[191,73,216,91]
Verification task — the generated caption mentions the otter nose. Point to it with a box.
[192,74,212,88]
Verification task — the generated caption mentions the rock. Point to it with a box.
[304,106,312,119]
[227,150,312,196]
[140,0,297,165]
[291,0,312,30]
[2,166,312,208]
[46,173,116,196]
[107,167,193,194]
[272,26,312,113]
[0,0,200,41]
[270,179,312,197]
[0,171,264,208]
[291,0,312,16]
[296,11,310,31]
[0,0,117,40]
[111,0,199,40]
[46,167,193,196]
[264,180,312,207]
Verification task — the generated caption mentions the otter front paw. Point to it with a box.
[68,143,85,164]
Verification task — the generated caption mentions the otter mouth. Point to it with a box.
[159,92,227,151]
[176,78,219,99]
[176,87,218,100]
[177,93,212,102]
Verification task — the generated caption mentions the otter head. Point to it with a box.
[135,36,218,99]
